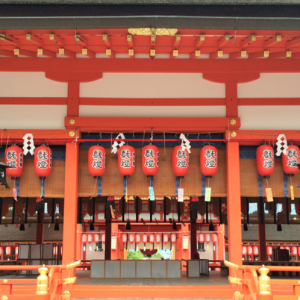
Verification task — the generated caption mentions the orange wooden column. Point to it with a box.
[62,142,79,276]
[76,224,82,261]
[226,142,242,277]
[217,224,224,261]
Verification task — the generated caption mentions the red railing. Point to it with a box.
[0,260,81,300]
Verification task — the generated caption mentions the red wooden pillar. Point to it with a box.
[62,141,79,277]
[227,142,242,277]
[36,211,44,244]
[258,223,267,261]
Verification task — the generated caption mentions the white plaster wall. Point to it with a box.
[79,105,226,117]
[80,73,225,98]
[239,106,300,130]
[238,73,300,98]
[0,72,68,97]
[0,105,67,129]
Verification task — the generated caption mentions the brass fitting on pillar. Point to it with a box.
[258,265,271,295]
[36,264,49,295]
[59,291,71,300]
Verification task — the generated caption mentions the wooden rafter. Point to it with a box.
[218,34,231,48]
[0,34,19,46]
[0,50,14,57]
[26,33,43,46]
[241,35,256,48]
[82,48,95,58]
[37,48,56,58]
[58,48,76,58]
[49,34,64,45]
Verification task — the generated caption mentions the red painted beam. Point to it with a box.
[1,58,300,73]
[238,98,300,106]
[225,82,238,117]
[0,97,67,105]
[67,81,79,117]
[79,98,226,106]
[64,116,240,132]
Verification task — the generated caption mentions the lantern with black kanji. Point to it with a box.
[118,145,135,177]
[205,234,210,243]
[298,247,300,257]
[163,234,169,244]
[5,145,23,179]
[149,234,154,244]
[199,234,204,243]
[155,234,161,244]
[256,144,274,178]
[242,246,247,255]
[94,234,100,244]
[118,145,135,198]
[53,246,58,256]
[87,234,93,244]
[82,234,87,244]
[142,144,159,177]
[88,145,106,178]
[122,234,127,244]
[172,145,189,178]
[135,234,141,244]
[34,145,52,178]
[292,246,297,256]
[102,234,105,244]
[34,145,52,203]
[247,246,253,256]
[142,234,147,244]
[0,247,3,256]
[200,145,218,178]
[253,246,259,256]
[282,143,299,176]
[212,234,217,243]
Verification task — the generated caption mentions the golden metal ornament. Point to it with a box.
[69,131,75,137]
[258,265,271,295]
[36,264,49,295]
[230,119,237,125]
[128,28,177,36]
[230,131,237,138]
[59,290,71,300]
[69,118,75,125]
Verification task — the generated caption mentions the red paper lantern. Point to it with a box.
[149,234,155,244]
[34,145,52,178]
[142,144,159,176]
[155,234,161,244]
[282,144,299,176]
[0,247,3,256]
[82,234,87,244]
[163,234,169,244]
[5,145,23,179]
[118,145,135,177]
[292,246,297,256]
[267,246,272,256]
[200,145,218,178]
[205,234,210,243]
[298,247,300,257]
[172,145,189,177]
[142,234,148,244]
[53,246,58,256]
[285,246,290,253]
[122,234,127,243]
[242,246,247,255]
[247,246,253,255]
[102,234,105,244]
[256,144,274,178]
[88,145,106,178]
[171,234,176,244]
[94,234,100,244]
[135,234,141,244]
[6,246,11,256]
[87,234,93,244]
[199,234,204,243]
[15,246,19,255]
[129,234,135,244]
[212,234,217,243]
[253,246,259,256]
[60,246,63,256]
